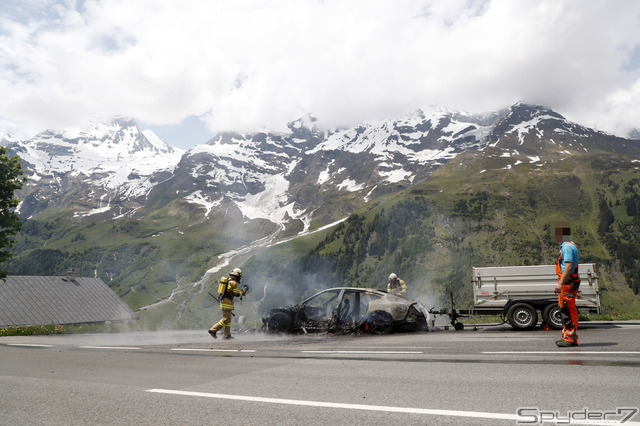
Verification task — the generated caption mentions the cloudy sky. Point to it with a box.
[1,0,639,149]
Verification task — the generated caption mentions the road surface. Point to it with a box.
[1,321,639,425]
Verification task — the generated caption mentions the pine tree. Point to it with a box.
[0,146,26,279]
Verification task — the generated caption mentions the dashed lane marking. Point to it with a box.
[300,350,423,354]
[171,348,257,353]
[483,351,640,355]
[146,389,520,421]
[79,346,140,350]
[170,349,419,354]
[6,343,54,348]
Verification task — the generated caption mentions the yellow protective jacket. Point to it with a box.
[219,277,245,310]
[387,279,407,296]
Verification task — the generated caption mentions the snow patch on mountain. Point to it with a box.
[379,167,412,183]
[507,114,552,145]
[337,178,364,192]
[184,191,223,217]
[233,173,310,229]
[317,168,331,185]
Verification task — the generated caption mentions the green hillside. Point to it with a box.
[6,196,278,310]
[247,150,640,319]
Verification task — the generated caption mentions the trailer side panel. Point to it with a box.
[472,264,600,313]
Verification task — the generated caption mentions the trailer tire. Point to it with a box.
[542,304,563,330]
[507,303,538,330]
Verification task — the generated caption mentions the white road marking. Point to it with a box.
[79,346,140,350]
[169,349,418,354]
[6,343,54,348]
[146,389,520,421]
[301,350,422,354]
[483,351,640,355]
[171,348,257,353]
[613,323,640,328]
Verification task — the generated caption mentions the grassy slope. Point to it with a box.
[296,149,640,317]
[7,196,278,309]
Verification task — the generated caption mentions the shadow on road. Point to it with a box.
[577,342,618,347]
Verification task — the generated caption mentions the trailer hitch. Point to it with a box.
[428,291,466,331]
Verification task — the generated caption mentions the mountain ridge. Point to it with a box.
[5,102,640,244]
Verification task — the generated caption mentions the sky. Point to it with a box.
[0,0,639,150]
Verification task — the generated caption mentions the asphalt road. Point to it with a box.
[1,321,640,425]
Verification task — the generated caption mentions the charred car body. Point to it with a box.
[262,287,430,335]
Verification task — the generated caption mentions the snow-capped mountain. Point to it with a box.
[486,103,637,156]
[6,104,639,237]
[5,117,183,219]
[160,107,505,234]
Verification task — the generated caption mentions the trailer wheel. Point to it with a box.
[507,303,538,330]
[542,304,563,330]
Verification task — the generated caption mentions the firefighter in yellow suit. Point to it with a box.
[387,273,407,296]
[209,268,246,340]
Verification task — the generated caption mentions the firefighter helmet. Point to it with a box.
[388,273,397,282]
[230,267,243,278]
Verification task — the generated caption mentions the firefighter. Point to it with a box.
[554,241,580,347]
[387,273,407,296]
[209,268,248,340]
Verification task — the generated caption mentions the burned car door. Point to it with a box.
[300,289,342,332]
[335,289,370,330]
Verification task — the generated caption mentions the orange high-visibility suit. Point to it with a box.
[556,242,580,345]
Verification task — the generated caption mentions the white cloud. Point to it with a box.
[1,0,639,147]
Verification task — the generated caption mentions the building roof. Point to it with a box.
[0,275,137,328]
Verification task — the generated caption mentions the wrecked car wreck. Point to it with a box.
[262,287,430,335]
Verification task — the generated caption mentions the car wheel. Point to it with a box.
[542,304,563,330]
[365,311,394,335]
[507,303,538,330]
[267,312,292,333]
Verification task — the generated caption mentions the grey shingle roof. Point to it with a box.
[0,275,137,328]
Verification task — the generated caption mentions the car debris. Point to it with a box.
[262,287,431,335]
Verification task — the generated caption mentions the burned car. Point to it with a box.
[262,287,430,335]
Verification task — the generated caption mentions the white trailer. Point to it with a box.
[431,264,600,330]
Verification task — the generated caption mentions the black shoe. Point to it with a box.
[556,339,577,347]
[224,335,234,340]
[208,330,217,339]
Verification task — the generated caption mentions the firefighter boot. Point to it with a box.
[556,339,577,347]
[224,335,234,340]
[209,330,217,339]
